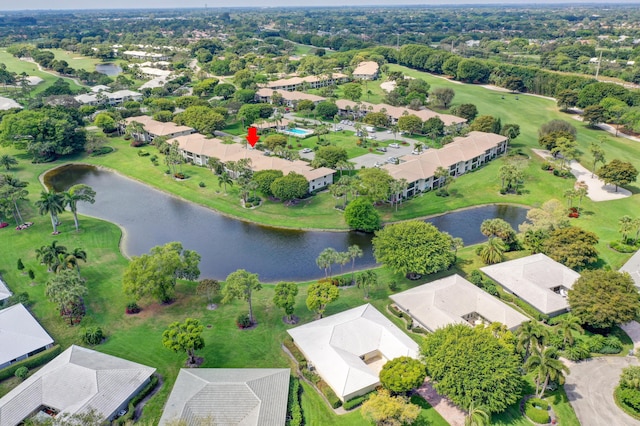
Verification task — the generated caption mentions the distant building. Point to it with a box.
[122,50,170,61]
[287,304,419,401]
[481,253,580,317]
[0,345,155,425]
[352,61,380,80]
[0,97,22,111]
[0,304,53,370]
[74,89,142,106]
[335,99,466,127]
[159,369,290,426]
[121,116,195,143]
[263,73,348,91]
[255,88,326,107]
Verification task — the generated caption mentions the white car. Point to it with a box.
[301,148,313,153]
[389,143,400,149]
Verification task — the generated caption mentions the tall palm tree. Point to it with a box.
[218,172,233,193]
[316,248,338,278]
[556,314,583,346]
[35,191,65,234]
[517,321,550,360]
[348,244,363,284]
[55,248,87,275]
[36,240,68,272]
[207,157,224,175]
[619,215,634,243]
[524,346,570,398]
[1,174,28,224]
[465,401,490,426]
[62,184,96,231]
[0,155,18,171]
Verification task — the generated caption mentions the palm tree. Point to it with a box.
[517,321,550,359]
[347,244,363,284]
[218,172,233,194]
[35,191,65,234]
[619,215,634,243]
[1,174,28,224]
[465,401,490,426]
[574,181,588,211]
[207,157,224,175]
[0,155,18,171]
[62,184,96,232]
[316,247,338,278]
[556,314,583,346]
[36,240,68,272]
[479,237,506,265]
[524,346,570,398]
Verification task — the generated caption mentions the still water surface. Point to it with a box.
[95,63,122,76]
[45,164,528,282]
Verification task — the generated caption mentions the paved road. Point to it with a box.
[564,356,640,426]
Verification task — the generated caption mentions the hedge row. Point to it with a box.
[343,391,374,410]
[283,337,307,369]
[0,345,61,382]
[287,377,303,426]
[388,303,413,329]
[616,386,640,419]
[498,291,549,322]
[317,380,342,409]
[116,374,159,424]
[525,398,550,424]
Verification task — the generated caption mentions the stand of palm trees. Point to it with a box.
[36,184,96,233]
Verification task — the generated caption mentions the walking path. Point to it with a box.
[621,321,640,353]
[415,378,465,426]
[532,148,632,202]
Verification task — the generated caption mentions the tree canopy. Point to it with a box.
[421,324,523,413]
[379,356,427,394]
[222,269,262,324]
[162,318,205,365]
[542,226,598,270]
[372,221,455,276]
[123,242,201,303]
[344,197,381,232]
[568,270,640,330]
[306,280,339,318]
[597,159,638,192]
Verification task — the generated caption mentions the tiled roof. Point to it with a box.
[123,116,194,137]
[353,61,379,76]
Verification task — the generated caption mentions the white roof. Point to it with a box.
[390,274,529,331]
[108,90,142,99]
[0,278,10,303]
[74,93,98,104]
[287,304,419,400]
[91,85,111,93]
[0,345,155,426]
[620,250,640,287]
[481,253,580,315]
[0,97,22,111]
[159,369,290,426]
[0,304,53,367]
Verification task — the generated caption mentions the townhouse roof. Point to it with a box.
[123,116,194,137]
[0,304,53,368]
[353,61,380,76]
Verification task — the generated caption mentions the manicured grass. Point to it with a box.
[49,48,104,72]
[0,49,84,97]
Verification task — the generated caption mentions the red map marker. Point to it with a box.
[246,127,260,147]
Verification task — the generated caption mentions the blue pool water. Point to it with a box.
[287,127,312,135]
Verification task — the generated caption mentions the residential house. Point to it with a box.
[158,369,290,426]
[0,304,54,370]
[335,99,466,127]
[121,116,195,143]
[263,73,348,91]
[122,50,170,61]
[255,88,326,108]
[287,304,419,401]
[620,249,640,287]
[352,61,380,80]
[0,345,155,425]
[74,89,142,107]
[171,133,334,192]
[0,278,10,305]
[383,131,508,197]
[481,253,580,317]
[390,274,528,332]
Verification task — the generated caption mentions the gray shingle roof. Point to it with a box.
[159,369,290,426]
[390,274,529,331]
[0,304,53,367]
[481,253,580,315]
[0,345,155,426]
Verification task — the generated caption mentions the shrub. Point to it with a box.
[587,334,606,352]
[318,380,342,408]
[137,149,150,157]
[287,377,303,426]
[174,172,186,179]
[528,398,549,410]
[126,302,141,314]
[89,146,114,156]
[6,292,30,307]
[14,366,28,380]
[0,345,61,382]
[388,281,398,291]
[28,269,35,280]
[563,342,591,361]
[610,241,638,253]
[115,374,159,425]
[236,313,252,329]
[525,403,550,424]
[199,181,206,188]
[81,326,105,345]
[301,367,320,384]
[618,387,640,412]
[283,337,307,368]
[343,392,374,410]
[541,161,553,171]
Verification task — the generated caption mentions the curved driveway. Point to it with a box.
[564,356,640,426]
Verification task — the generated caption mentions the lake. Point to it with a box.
[44,164,528,282]
[95,63,122,76]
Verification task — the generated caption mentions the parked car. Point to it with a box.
[301,148,313,153]
[387,157,398,164]
[376,147,387,152]
[412,150,421,155]
[389,143,400,149]
[374,162,384,168]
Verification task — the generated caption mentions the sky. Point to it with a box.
[2,0,639,11]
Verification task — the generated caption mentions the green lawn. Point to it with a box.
[0,49,84,98]
[49,48,104,72]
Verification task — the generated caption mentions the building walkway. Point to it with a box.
[415,378,465,426]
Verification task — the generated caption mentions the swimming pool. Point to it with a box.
[282,127,314,137]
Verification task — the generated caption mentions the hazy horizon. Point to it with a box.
[2,0,640,12]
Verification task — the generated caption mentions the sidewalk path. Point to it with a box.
[532,149,632,202]
[415,378,465,426]
[621,321,640,353]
